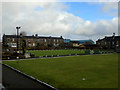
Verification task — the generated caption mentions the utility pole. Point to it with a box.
[16,27,21,53]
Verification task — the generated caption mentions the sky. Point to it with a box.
[1,0,119,42]
[65,2,117,22]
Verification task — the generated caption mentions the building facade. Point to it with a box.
[2,34,64,51]
[96,34,120,50]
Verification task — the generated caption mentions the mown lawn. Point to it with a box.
[28,50,85,57]
[3,54,118,88]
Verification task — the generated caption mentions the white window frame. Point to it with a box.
[11,43,17,47]
[44,39,46,42]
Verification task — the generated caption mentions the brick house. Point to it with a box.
[2,34,64,51]
[96,33,120,50]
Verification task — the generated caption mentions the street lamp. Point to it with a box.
[16,26,21,53]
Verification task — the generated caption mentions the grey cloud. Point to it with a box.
[2,2,118,42]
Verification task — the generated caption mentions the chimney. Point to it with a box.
[113,33,115,37]
[60,36,62,38]
[35,34,38,37]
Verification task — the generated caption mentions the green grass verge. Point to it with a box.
[3,54,118,88]
[28,50,85,57]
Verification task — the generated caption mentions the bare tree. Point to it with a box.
[20,31,27,36]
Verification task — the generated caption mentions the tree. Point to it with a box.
[20,31,27,36]
[22,38,26,55]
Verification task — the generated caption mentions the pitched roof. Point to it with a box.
[3,35,63,39]
[97,36,120,42]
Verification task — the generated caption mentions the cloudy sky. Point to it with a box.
[2,0,119,42]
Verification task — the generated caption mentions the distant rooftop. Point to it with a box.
[97,36,120,42]
[3,34,63,39]
[64,39,94,44]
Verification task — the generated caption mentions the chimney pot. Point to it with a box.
[113,33,115,36]
[35,34,38,37]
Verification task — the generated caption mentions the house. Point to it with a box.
[96,33,120,50]
[2,34,64,51]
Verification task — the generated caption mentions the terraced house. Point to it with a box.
[96,33,120,50]
[2,34,64,51]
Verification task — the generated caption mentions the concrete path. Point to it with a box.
[2,64,57,89]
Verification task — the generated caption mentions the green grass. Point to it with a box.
[3,54,118,88]
[28,50,85,57]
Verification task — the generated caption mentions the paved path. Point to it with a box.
[2,64,57,89]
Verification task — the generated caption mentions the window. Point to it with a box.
[112,42,114,45]
[13,38,15,41]
[44,39,46,42]
[7,38,10,41]
[7,43,16,47]
[117,41,119,44]
[29,44,31,47]
[54,43,56,46]
[105,42,106,45]
[11,43,17,47]
[7,43,11,46]
[33,43,35,46]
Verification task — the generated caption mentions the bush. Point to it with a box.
[30,54,35,58]
[2,51,26,60]
[85,50,90,55]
